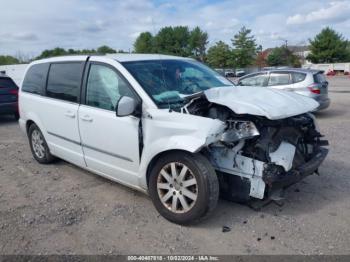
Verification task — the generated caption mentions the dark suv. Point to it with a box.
[0,73,19,119]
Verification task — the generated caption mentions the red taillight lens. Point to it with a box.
[308,84,320,94]
[9,89,18,95]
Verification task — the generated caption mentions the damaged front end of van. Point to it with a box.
[171,86,329,202]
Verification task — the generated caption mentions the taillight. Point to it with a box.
[9,89,18,96]
[308,84,320,94]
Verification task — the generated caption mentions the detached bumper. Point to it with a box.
[264,147,329,190]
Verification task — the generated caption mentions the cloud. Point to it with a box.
[287,1,350,25]
[81,20,110,33]
[0,0,350,56]
[0,32,39,42]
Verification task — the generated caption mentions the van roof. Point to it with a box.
[31,53,192,65]
[106,53,191,62]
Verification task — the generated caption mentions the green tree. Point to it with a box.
[231,26,258,68]
[36,47,68,59]
[97,45,116,54]
[206,41,232,68]
[134,32,154,53]
[189,26,208,61]
[307,27,350,63]
[154,26,191,56]
[267,46,301,67]
[0,55,20,65]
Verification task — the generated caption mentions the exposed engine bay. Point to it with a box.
[180,93,329,201]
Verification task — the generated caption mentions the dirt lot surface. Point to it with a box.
[1,76,350,255]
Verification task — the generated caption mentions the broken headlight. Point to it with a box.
[221,120,260,143]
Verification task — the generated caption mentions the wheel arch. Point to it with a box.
[26,119,35,135]
[145,149,194,188]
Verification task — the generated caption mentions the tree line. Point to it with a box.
[0,45,122,65]
[1,26,349,67]
[134,26,350,68]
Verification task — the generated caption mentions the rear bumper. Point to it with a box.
[0,102,18,115]
[316,97,330,110]
[265,147,329,190]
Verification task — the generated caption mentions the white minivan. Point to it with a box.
[19,54,328,224]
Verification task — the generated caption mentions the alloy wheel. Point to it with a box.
[157,162,198,214]
[31,129,45,159]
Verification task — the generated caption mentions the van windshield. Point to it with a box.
[122,59,233,108]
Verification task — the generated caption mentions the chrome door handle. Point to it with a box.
[64,111,76,118]
[80,115,93,122]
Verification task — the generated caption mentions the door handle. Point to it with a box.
[64,111,76,118]
[80,115,93,122]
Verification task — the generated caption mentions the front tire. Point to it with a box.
[149,152,219,225]
[28,123,55,164]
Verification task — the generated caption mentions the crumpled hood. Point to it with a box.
[204,86,319,120]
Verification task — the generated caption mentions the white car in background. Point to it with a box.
[237,69,331,110]
[19,54,328,224]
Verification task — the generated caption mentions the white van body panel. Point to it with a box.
[19,54,325,198]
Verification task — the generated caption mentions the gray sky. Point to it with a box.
[1,0,350,57]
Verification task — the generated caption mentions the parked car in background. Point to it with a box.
[0,73,19,119]
[214,68,235,77]
[237,69,330,110]
[235,69,246,77]
[19,55,328,224]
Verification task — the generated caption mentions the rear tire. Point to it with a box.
[149,151,219,225]
[28,123,55,164]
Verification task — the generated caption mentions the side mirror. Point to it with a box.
[116,96,140,117]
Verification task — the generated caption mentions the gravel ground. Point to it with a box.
[0,76,349,255]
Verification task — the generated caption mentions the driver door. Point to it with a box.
[78,62,141,186]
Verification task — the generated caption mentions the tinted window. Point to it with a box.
[22,63,49,94]
[0,78,17,89]
[86,64,135,111]
[292,72,306,83]
[46,63,82,102]
[313,73,326,83]
[239,74,268,86]
[268,73,291,86]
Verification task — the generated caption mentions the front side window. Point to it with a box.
[86,64,135,111]
[46,63,83,102]
[238,74,267,87]
[122,59,233,108]
[22,63,49,94]
[268,72,291,86]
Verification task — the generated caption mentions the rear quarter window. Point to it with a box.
[46,62,83,103]
[22,63,49,94]
[292,72,306,83]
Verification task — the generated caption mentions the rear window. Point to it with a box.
[292,72,306,83]
[313,73,326,83]
[22,63,49,94]
[0,78,18,89]
[46,63,83,102]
